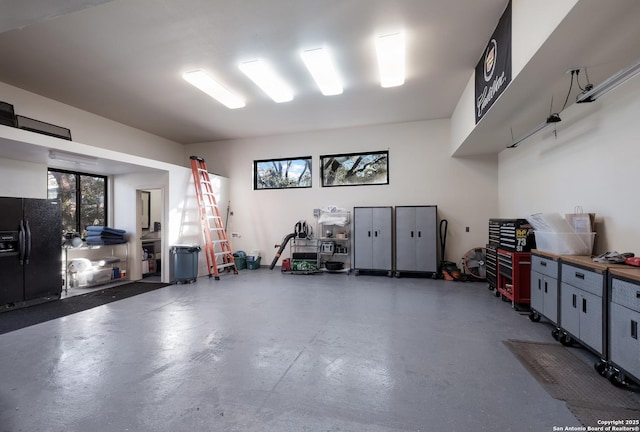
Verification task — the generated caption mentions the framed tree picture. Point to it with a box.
[253,156,312,190]
[320,151,389,187]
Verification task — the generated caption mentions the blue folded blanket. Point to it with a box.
[86,226,127,236]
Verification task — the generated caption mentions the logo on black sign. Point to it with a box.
[484,39,497,82]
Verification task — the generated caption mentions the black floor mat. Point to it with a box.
[504,339,640,426]
[0,282,170,335]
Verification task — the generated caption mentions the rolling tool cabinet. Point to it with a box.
[496,249,531,310]
[529,251,560,325]
[604,267,640,387]
[487,218,535,291]
[558,258,606,355]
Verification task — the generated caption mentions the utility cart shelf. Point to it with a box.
[317,210,351,273]
[63,243,129,291]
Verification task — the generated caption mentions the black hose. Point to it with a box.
[270,232,296,270]
[439,219,448,275]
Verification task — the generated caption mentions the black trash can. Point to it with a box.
[170,245,201,284]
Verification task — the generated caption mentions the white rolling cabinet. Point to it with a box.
[558,258,606,355]
[394,206,437,276]
[529,252,560,325]
[606,268,640,386]
[353,206,392,275]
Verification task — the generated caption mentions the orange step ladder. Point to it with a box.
[190,156,237,280]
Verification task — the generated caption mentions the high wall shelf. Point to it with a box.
[63,243,128,291]
[317,210,351,273]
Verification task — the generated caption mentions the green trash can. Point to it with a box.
[170,245,201,284]
[233,251,247,270]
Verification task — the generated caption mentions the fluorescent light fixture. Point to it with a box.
[507,113,561,149]
[182,70,246,109]
[576,57,640,103]
[239,60,294,103]
[300,48,343,96]
[376,32,405,88]
[49,150,98,165]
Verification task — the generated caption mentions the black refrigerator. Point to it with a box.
[0,197,62,307]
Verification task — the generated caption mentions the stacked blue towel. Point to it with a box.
[85,226,127,245]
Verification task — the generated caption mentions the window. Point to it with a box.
[47,169,107,237]
[253,156,312,190]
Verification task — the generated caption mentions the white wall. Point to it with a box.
[0,157,46,198]
[498,74,640,254]
[0,81,184,165]
[450,0,578,155]
[187,119,498,268]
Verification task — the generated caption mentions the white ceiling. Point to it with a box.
[1,0,639,158]
[0,0,510,145]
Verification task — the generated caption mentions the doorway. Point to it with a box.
[138,188,163,282]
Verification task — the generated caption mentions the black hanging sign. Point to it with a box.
[475,0,512,123]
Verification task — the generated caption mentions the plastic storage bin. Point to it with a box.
[533,232,595,255]
[170,245,201,283]
[246,256,261,270]
[233,251,247,270]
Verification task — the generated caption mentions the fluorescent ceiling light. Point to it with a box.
[182,70,246,109]
[239,60,294,103]
[49,150,98,165]
[300,48,343,96]
[507,113,561,149]
[576,57,640,103]
[376,32,405,88]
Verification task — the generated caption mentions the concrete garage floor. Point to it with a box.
[0,270,584,431]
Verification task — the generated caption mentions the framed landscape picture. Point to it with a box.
[253,156,312,190]
[320,151,389,187]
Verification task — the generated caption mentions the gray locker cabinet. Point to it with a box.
[559,262,604,355]
[395,206,438,274]
[609,274,640,382]
[530,254,559,324]
[353,207,392,272]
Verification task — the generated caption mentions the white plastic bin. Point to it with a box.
[534,232,595,255]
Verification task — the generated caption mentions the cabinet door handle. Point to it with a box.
[582,298,587,313]
[418,231,422,238]
[632,320,638,340]
[368,231,371,237]
[575,272,585,280]
[410,231,414,238]
[374,231,378,237]
[541,261,547,267]
[538,279,541,291]
[572,294,577,308]
[544,281,548,293]
[636,291,640,299]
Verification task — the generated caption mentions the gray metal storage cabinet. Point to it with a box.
[170,245,200,284]
[559,259,605,355]
[608,268,640,385]
[353,206,392,274]
[395,205,437,275]
[529,252,560,325]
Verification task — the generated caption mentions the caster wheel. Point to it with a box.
[594,360,607,376]
[551,328,560,340]
[354,269,360,276]
[494,290,501,298]
[608,371,626,387]
[559,333,573,346]
[501,294,510,302]
[488,285,494,291]
[394,271,400,278]
[528,312,541,322]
